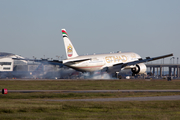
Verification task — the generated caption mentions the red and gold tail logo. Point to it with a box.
[67,44,73,57]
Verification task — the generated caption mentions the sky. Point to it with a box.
[0,0,180,63]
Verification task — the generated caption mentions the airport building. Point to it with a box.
[0,52,27,72]
[146,64,180,79]
[0,52,64,79]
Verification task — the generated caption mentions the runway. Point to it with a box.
[45,95,180,102]
[7,89,180,101]
[8,90,180,93]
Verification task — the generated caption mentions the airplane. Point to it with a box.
[61,29,173,77]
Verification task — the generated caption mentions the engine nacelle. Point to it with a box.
[131,63,147,75]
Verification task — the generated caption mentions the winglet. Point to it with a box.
[61,29,78,59]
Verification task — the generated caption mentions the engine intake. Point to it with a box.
[131,63,146,75]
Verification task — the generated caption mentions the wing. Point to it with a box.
[12,58,63,65]
[12,58,48,62]
[113,53,173,69]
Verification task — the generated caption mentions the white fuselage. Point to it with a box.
[63,52,141,72]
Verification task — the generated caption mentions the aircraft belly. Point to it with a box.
[72,62,104,72]
[81,67,101,72]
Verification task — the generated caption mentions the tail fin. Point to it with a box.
[62,29,78,59]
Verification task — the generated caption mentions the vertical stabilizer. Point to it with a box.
[62,29,78,59]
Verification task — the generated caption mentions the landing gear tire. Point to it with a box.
[118,75,122,79]
[132,73,136,76]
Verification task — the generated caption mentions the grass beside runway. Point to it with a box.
[1,79,180,119]
[0,99,180,120]
[0,79,180,90]
[1,92,180,99]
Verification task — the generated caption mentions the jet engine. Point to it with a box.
[131,63,146,75]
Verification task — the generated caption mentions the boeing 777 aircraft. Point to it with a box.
[62,29,173,76]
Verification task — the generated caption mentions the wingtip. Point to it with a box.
[169,53,173,56]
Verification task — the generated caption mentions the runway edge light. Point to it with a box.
[2,88,8,94]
